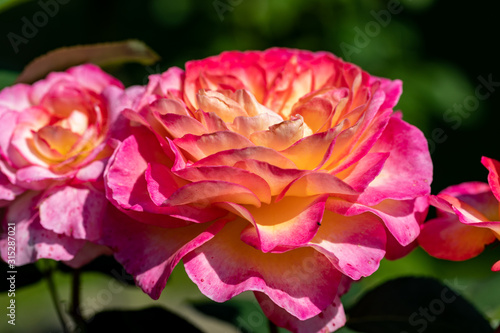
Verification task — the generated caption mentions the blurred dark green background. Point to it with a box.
[0,1,499,332]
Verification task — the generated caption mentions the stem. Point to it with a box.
[268,318,279,333]
[45,262,69,333]
[70,269,86,332]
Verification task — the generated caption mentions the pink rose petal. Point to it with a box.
[100,209,228,299]
[255,292,346,333]
[481,156,500,202]
[184,220,342,320]
[16,165,69,190]
[0,192,86,265]
[194,146,297,169]
[419,215,496,261]
[39,186,107,241]
[356,116,432,205]
[173,165,271,204]
[174,131,254,162]
[0,84,32,110]
[310,211,386,280]
[327,198,421,246]
[239,195,327,253]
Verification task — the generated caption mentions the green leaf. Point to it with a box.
[15,39,161,84]
[192,299,273,333]
[346,276,494,333]
[193,301,251,333]
[0,70,19,90]
[86,306,203,332]
[0,0,31,13]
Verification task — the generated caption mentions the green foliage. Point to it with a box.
[0,70,18,90]
[193,299,271,333]
[0,0,30,14]
[346,277,493,333]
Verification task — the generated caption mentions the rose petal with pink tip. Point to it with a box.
[327,198,421,246]
[184,220,342,320]
[278,172,358,201]
[385,195,428,260]
[105,128,222,226]
[240,195,327,253]
[419,215,496,261]
[233,159,305,196]
[250,116,312,151]
[481,156,500,202]
[310,211,386,280]
[16,165,69,190]
[335,152,389,192]
[194,146,297,169]
[492,260,500,272]
[173,165,271,204]
[174,131,254,162]
[280,126,341,170]
[356,116,432,206]
[163,180,262,208]
[100,208,229,299]
[0,84,32,110]
[255,292,346,333]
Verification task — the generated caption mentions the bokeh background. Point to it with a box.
[0,0,499,332]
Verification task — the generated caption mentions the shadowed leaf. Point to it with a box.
[346,276,493,333]
[87,306,203,332]
[0,70,19,90]
[193,300,271,333]
[15,39,160,84]
[57,256,136,286]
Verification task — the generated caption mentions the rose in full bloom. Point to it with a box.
[104,48,432,332]
[0,64,132,267]
[419,156,500,272]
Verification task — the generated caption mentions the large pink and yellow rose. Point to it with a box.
[103,48,432,332]
[0,64,134,267]
[419,156,500,272]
